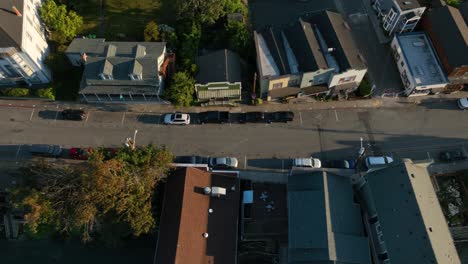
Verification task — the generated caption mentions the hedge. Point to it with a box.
[0,88,30,97]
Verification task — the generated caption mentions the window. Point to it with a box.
[130,74,142,80]
[338,76,356,84]
[27,17,33,26]
[26,32,32,42]
[100,74,113,80]
[288,79,299,86]
[272,82,283,89]
[400,61,404,67]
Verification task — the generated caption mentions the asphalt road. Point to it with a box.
[0,101,466,170]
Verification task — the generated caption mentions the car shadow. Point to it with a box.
[417,99,461,110]
[137,114,163,124]
[248,158,293,170]
[38,110,61,120]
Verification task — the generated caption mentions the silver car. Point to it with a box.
[208,157,238,169]
[164,113,190,125]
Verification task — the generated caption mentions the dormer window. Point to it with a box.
[129,74,142,80]
[99,73,113,80]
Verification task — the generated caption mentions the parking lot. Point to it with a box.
[0,100,467,171]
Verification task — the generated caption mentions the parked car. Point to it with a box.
[30,144,62,157]
[198,111,231,124]
[325,160,356,169]
[164,113,190,125]
[268,111,294,123]
[174,156,209,164]
[69,147,92,160]
[439,150,468,162]
[365,156,393,168]
[208,157,238,169]
[293,157,322,168]
[239,112,265,123]
[457,98,468,110]
[61,109,86,121]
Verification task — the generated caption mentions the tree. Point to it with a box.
[9,145,174,243]
[165,72,195,106]
[225,21,251,54]
[177,22,201,72]
[0,88,30,97]
[37,87,55,100]
[40,0,83,44]
[144,21,160,42]
[175,0,226,25]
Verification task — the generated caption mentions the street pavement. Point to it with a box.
[0,98,467,171]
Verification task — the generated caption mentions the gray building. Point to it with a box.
[372,0,426,35]
[254,11,367,101]
[288,169,371,264]
[65,38,168,103]
[355,159,461,263]
[195,49,242,102]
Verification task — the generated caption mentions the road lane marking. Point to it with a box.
[121,112,126,125]
[29,108,35,121]
[299,112,303,126]
[334,110,339,122]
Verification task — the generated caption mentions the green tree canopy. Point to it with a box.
[165,72,195,107]
[175,0,226,25]
[40,0,83,44]
[10,145,174,242]
[225,21,251,54]
[144,21,160,42]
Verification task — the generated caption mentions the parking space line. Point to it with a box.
[244,155,247,169]
[121,112,126,125]
[334,110,339,122]
[54,109,59,123]
[15,144,22,161]
[299,112,303,126]
[29,108,35,121]
[84,111,90,125]
[427,152,431,159]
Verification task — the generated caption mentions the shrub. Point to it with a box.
[357,78,372,97]
[1,88,30,97]
[37,87,55,100]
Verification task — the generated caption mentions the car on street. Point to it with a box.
[61,109,86,121]
[457,98,468,110]
[325,159,356,169]
[173,156,209,165]
[69,147,92,160]
[239,112,265,123]
[365,156,393,168]
[439,150,468,162]
[198,111,231,124]
[30,144,62,157]
[293,157,322,168]
[268,111,294,123]
[164,113,190,125]
[208,157,238,169]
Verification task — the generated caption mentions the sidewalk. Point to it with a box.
[0,91,466,114]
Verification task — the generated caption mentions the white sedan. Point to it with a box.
[457,98,468,110]
[293,157,322,168]
[164,113,190,125]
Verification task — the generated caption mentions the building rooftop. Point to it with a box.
[196,49,242,84]
[364,160,460,264]
[0,0,24,48]
[396,32,448,86]
[155,167,240,264]
[288,170,371,264]
[426,5,468,68]
[461,1,468,24]
[396,0,423,11]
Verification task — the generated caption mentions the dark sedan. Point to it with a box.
[198,111,231,124]
[239,112,265,123]
[268,111,294,123]
[62,109,86,121]
[30,144,62,157]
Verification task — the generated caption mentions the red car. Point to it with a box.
[69,147,92,160]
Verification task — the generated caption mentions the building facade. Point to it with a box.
[372,0,426,35]
[0,0,51,87]
[66,38,169,103]
[391,32,448,96]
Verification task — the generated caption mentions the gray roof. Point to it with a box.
[66,38,166,95]
[0,0,23,48]
[308,11,366,71]
[461,1,468,24]
[288,170,371,264]
[426,5,468,68]
[365,160,460,264]
[196,49,241,84]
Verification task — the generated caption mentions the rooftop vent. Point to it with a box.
[211,186,226,197]
[202,233,209,238]
[208,208,213,214]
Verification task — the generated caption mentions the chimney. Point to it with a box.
[12,6,22,17]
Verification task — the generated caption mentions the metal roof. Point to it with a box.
[288,170,371,264]
[364,160,461,264]
[196,49,242,84]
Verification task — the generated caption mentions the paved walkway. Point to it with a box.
[0,91,466,113]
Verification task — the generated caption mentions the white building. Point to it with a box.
[372,0,426,35]
[391,32,448,96]
[0,0,51,87]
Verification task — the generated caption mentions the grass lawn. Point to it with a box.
[77,0,177,41]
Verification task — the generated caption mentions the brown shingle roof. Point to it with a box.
[155,167,240,264]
